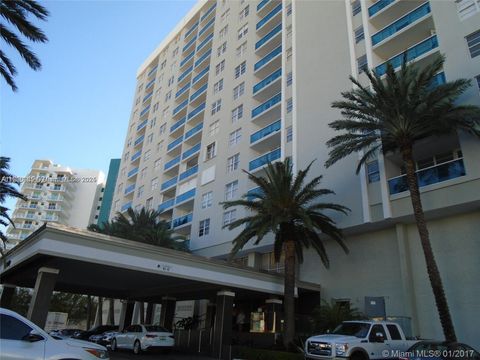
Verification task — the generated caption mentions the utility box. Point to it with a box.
[364,297,386,319]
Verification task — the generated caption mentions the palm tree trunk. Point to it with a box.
[402,146,457,342]
[283,239,296,349]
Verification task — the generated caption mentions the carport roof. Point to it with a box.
[0,224,320,301]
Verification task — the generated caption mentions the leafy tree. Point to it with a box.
[222,158,349,348]
[0,0,49,91]
[325,56,480,342]
[9,287,32,316]
[50,292,90,323]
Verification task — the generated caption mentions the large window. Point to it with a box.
[456,0,480,20]
[211,99,222,115]
[199,219,210,236]
[239,5,249,20]
[209,120,220,136]
[217,42,227,57]
[367,161,380,183]
[214,79,224,94]
[232,105,244,122]
[206,142,217,160]
[238,24,248,40]
[466,29,480,58]
[229,129,242,147]
[227,153,240,173]
[235,61,247,78]
[216,60,225,75]
[236,42,247,57]
[233,82,245,100]
[201,191,213,209]
[223,209,237,226]
[225,180,239,200]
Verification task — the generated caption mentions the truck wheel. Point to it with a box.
[351,352,368,360]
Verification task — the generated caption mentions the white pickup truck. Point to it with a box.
[305,320,419,360]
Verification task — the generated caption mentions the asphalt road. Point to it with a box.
[109,349,216,360]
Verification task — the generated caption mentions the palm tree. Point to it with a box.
[0,157,27,254]
[325,56,480,342]
[222,158,349,348]
[0,0,49,91]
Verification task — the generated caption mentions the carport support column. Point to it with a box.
[265,298,283,333]
[145,303,156,324]
[160,296,176,330]
[0,284,16,309]
[27,267,59,328]
[212,290,235,359]
[119,300,135,331]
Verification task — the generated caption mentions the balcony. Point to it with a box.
[182,142,201,160]
[196,33,214,53]
[388,158,466,195]
[180,50,195,68]
[371,3,432,47]
[249,148,281,171]
[369,0,395,17]
[172,213,193,228]
[178,66,194,83]
[256,3,282,31]
[192,66,210,85]
[147,65,158,78]
[194,49,211,68]
[250,119,281,144]
[179,165,198,182]
[430,72,446,88]
[246,186,263,201]
[167,135,183,152]
[170,116,186,133]
[158,198,175,213]
[127,167,139,178]
[253,68,282,95]
[200,3,216,22]
[255,23,282,52]
[47,195,64,201]
[176,188,196,204]
[189,83,208,102]
[187,103,206,122]
[136,119,148,132]
[131,150,142,162]
[257,0,271,12]
[184,21,198,39]
[184,122,203,140]
[375,35,439,76]
[182,35,197,53]
[173,99,189,116]
[198,17,215,38]
[176,83,190,99]
[161,176,177,191]
[145,78,155,90]
[124,183,136,195]
[142,91,153,103]
[134,134,145,147]
[164,156,181,171]
[42,215,59,222]
[140,104,151,117]
[121,201,132,213]
[254,46,281,74]
[252,93,281,119]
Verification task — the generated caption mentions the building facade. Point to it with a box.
[96,158,121,226]
[6,159,105,246]
[111,0,480,347]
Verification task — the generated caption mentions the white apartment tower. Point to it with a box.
[112,0,480,346]
[7,160,105,246]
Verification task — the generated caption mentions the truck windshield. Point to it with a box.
[332,323,370,338]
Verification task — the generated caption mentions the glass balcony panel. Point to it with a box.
[178,66,194,82]
[194,49,212,68]
[176,83,191,98]
[429,72,446,89]
[250,119,281,143]
[187,103,206,121]
[249,148,281,171]
[164,156,181,171]
[136,119,148,131]
[183,35,197,53]
[253,68,282,94]
[200,3,216,21]
[140,104,151,117]
[189,83,208,102]
[185,122,204,139]
[246,187,264,201]
[185,21,198,38]
[173,99,189,115]
[255,23,282,50]
[158,198,175,213]
[161,176,177,190]
[143,91,153,103]
[128,167,139,177]
[182,142,201,160]
[196,33,214,52]
[134,135,145,146]
[145,78,155,90]
[176,188,196,204]
[121,201,132,212]
[257,0,270,12]
[167,135,184,151]
[180,50,195,68]
[192,66,210,84]
[369,0,395,17]
[252,93,281,118]
[172,213,193,228]
[256,3,282,30]
[170,116,186,133]
[199,17,215,37]
[254,46,282,71]
[124,184,136,195]
[147,65,158,77]
[179,165,199,181]
[131,150,142,162]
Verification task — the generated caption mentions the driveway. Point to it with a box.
[109,350,216,360]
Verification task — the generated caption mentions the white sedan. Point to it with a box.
[111,324,174,354]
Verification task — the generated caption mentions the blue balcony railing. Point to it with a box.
[185,122,203,139]
[196,33,214,52]
[176,188,196,204]
[183,35,197,53]
[121,201,132,212]
[255,23,282,50]
[199,17,215,37]
[190,83,208,102]
[136,119,148,132]
[145,78,155,90]
[430,72,446,89]
[246,186,264,201]
[250,119,281,143]
[161,176,177,191]
[257,0,270,12]
[368,0,395,17]
[140,104,151,117]
[134,134,145,146]
[192,67,210,85]
[372,3,431,46]
[375,35,438,76]
[253,68,282,94]
[180,50,195,68]
[182,142,201,160]
[185,21,198,39]
[252,93,281,118]
[147,65,158,77]
[142,91,153,103]
[158,198,175,213]
[256,3,282,30]
[164,156,181,171]
[131,150,142,162]
[173,99,188,116]
[187,103,206,121]
[178,66,194,82]
[167,135,183,151]
[172,213,193,228]
[176,83,190,99]
[124,183,135,195]
[170,116,186,133]
[194,49,212,68]
[249,148,281,171]
[179,165,199,181]
[127,167,139,178]
[254,45,281,71]
[388,158,466,195]
[200,3,216,21]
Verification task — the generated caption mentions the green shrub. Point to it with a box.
[232,346,304,360]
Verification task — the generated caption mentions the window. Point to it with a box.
[216,60,225,75]
[357,54,368,74]
[135,204,142,212]
[232,105,244,122]
[238,24,248,40]
[217,42,227,57]
[159,123,166,134]
[352,0,361,16]
[287,98,293,113]
[137,185,144,198]
[236,42,247,57]
[153,102,159,113]
[223,209,237,226]
[286,126,293,142]
[167,76,175,86]
[466,30,480,58]
[211,99,222,115]
[146,197,153,210]
[229,129,242,147]
[287,25,292,38]
[162,108,169,119]
[172,47,179,57]
[456,0,480,21]
[234,61,246,78]
[286,48,292,61]
[233,82,245,100]
[151,177,159,191]
[0,314,32,340]
[199,219,210,236]
[386,325,402,340]
[287,3,292,15]
[147,133,153,144]
[287,72,292,86]
[201,191,213,209]
[156,141,164,152]
[154,158,161,171]
[355,26,364,43]
[214,79,224,93]
[149,117,156,128]
[140,167,147,179]
[206,142,217,160]
[160,60,166,69]
[219,25,228,38]
[227,153,240,172]
[144,149,151,161]
[165,90,172,101]
[221,9,230,23]
[369,325,387,341]
[209,120,220,136]
[239,5,249,19]
[225,180,239,200]
[366,160,380,183]
[476,74,480,91]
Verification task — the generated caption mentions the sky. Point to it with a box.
[0,0,197,218]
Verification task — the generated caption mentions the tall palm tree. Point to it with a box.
[0,157,27,254]
[325,56,480,342]
[222,158,349,348]
[0,0,49,91]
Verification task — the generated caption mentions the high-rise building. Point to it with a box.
[111,0,480,345]
[96,159,121,226]
[6,160,105,246]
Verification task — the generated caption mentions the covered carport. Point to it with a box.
[0,223,320,359]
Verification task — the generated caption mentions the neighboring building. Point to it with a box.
[110,0,480,347]
[96,159,121,226]
[6,160,105,246]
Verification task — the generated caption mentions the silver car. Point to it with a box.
[111,324,174,354]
